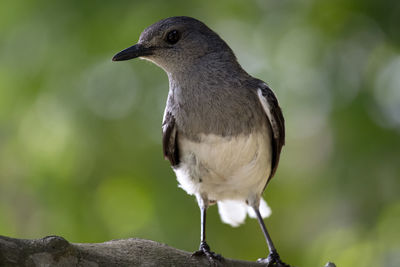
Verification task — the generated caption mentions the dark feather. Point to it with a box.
[162,111,180,166]
[259,83,285,185]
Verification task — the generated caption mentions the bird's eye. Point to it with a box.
[166,30,180,44]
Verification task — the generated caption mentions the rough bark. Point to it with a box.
[0,235,335,267]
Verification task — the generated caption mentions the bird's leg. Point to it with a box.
[192,197,222,263]
[253,206,289,267]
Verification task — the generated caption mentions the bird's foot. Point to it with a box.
[192,241,222,264]
[257,250,289,267]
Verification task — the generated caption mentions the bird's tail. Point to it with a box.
[217,198,271,227]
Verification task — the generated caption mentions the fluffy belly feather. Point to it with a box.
[173,128,272,203]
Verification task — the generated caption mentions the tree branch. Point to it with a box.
[0,235,335,267]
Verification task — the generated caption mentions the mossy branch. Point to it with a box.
[0,235,335,267]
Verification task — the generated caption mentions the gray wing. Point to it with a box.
[257,83,285,182]
[162,111,180,167]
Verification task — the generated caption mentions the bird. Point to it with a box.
[112,16,286,266]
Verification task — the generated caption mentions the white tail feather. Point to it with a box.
[247,198,272,218]
[217,198,271,227]
[217,200,247,227]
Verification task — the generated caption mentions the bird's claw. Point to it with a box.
[192,241,222,264]
[257,250,289,267]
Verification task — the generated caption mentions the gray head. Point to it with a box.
[112,16,239,74]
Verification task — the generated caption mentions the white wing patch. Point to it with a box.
[257,88,279,139]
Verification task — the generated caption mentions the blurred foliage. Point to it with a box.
[0,0,399,266]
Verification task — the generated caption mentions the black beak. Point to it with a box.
[112,44,153,61]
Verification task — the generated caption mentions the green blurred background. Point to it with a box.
[1,0,399,266]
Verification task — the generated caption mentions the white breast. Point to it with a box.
[173,128,272,204]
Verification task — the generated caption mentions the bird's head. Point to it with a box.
[112,16,236,73]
